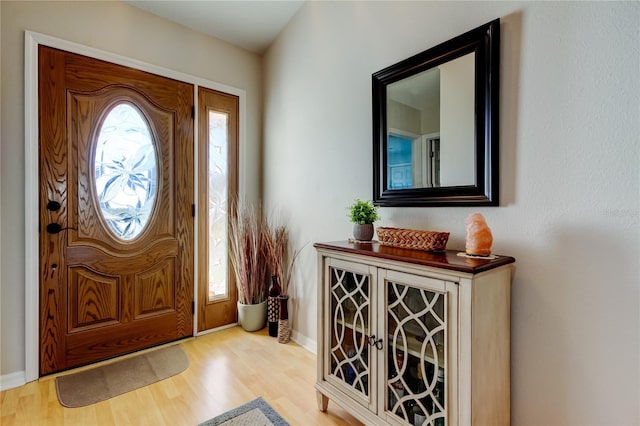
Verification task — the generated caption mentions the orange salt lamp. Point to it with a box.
[465,213,493,256]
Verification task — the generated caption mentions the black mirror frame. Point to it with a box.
[373,19,500,207]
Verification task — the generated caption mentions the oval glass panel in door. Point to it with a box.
[94,103,158,240]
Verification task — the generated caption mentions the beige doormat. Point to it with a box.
[55,344,188,407]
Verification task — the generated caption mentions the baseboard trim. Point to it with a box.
[291,329,316,354]
[0,370,26,391]
[195,322,238,337]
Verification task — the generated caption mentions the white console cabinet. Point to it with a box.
[314,241,515,426]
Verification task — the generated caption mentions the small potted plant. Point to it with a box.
[348,199,380,241]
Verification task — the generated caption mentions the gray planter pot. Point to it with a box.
[237,300,267,331]
[353,223,374,241]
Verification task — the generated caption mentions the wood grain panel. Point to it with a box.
[64,51,180,107]
[67,238,178,264]
[67,267,120,332]
[39,46,194,375]
[68,87,175,250]
[134,258,176,318]
[196,87,239,332]
[65,315,179,367]
[173,81,195,336]
[39,46,69,374]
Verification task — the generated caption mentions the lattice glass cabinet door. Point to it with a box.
[325,260,374,404]
[386,275,448,426]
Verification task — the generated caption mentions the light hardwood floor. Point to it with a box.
[1,326,362,425]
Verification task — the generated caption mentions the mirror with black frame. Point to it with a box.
[373,19,500,207]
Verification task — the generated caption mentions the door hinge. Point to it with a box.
[192,106,195,119]
[192,301,195,314]
[192,204,196,217]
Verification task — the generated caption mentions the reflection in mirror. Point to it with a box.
[387,53,475,189]
[373,19,500,207]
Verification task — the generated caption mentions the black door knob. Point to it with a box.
[47,201,61,211]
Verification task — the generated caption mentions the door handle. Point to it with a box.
[46,223,76,234]
[368,335,384,350]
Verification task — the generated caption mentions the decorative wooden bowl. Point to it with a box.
[377,227,450,252]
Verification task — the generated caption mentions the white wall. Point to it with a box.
[0,1,262,378]
[263,2,639,425]
[440,53,475,186]
[388,99,421,135]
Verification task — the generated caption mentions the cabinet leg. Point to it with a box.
[316,390,329,412]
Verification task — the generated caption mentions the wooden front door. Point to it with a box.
[38,46,194,375]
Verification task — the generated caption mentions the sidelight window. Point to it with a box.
[207,111,229,300]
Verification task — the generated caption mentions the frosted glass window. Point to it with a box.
[94,103,158,240]
[208,111,229,300]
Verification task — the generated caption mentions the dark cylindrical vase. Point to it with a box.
[268,276,281,337]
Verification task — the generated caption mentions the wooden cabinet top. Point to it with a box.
[314,241,515,274]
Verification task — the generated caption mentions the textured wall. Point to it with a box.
[263,2,639,424]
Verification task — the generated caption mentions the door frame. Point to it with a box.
[24,31,246,382]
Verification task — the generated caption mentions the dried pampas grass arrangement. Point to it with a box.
[228,202,269,305]
[263,225,305,297]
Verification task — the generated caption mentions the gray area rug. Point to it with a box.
[56,344,188,408]
[198,397,289,426]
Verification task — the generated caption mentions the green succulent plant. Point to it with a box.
[348,199,380,225]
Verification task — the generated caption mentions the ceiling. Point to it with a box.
[124,1,306,54]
